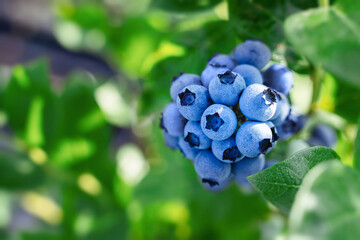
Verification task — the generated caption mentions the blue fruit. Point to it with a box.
[201,174,233,192]
[270,93,290,125]
[212,136,244,163]
[209,71,246,106]
[170,73,202,101]
[263,160,279,169]
[184,121,211,150]
[263,64,294,95]
[233,40,271,69]
[234,177,253,189]
[177,85,211,121]
[160,102,187,137]
[162,130,179,150]
[276,110,307,140]
[308,123,337,148]
[208,53,236,70]
[201,65,229,88]
[232,64,263,86]
[194,150,231,184]
[264,122,279,154]
[236,121,273,157]
[232,155,265,182]
[201,104,237,141]
[239,84,278,121]
[178,137,200,162]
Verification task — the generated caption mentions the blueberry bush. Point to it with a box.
[0,0,359,239]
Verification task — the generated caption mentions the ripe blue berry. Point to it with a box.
[232,155,265,181]
[232,64,263,86]
[212,136,244,163]
[233,40,271,69]
[170,73,202,101]
[209,71,246,106]
[201,65,229,88]
[263,64,294,95]
[178,137,200,162]
[239,84,278,121]
[233,155,265,188]
[195,150,231,184]
[236,121,273,157]
[184,121,211,149]
[263,160,279,170]
[308,123,337,148]
[276,110,307,140]
[160,102,187,137]
[201,174,233,192]
[162,130,179,150]
[208,53,236,70]
[201,104,237,141]
[270,93,290,125]
[234,177,252,189]
[264,122,279,154]
[177,85,211,121]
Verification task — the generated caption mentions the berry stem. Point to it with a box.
[309,66,325,114]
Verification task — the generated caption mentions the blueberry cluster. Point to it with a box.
[161,40,302,192]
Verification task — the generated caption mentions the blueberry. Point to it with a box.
[236,121,273,157]
[239,84,278,121]
[201,104,238,141]
[201,65,229,88]
[177,85,211,121]
[201,173,233,192]
[160,102,187,137]
[209,71,246,106]
[308,123,337,148]
[264,122,279,154]
[276,110,307,140]
[184,121,211,149]
[263,64,294,95]
[170,73,202,101]
[263,160,279,169]
[233,40,271,69]
[178,137,200,162]
[232,64,263,86]
[232,155,265,182]
[194,150,231,184]
[234,177,253,189]
[212,136,244,163]
[162,130,179,150]
[270,93,291,125]
[208,53,236,70]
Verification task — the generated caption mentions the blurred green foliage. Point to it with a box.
[0,0,359,239]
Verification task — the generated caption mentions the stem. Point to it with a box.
[318,0,329,7]
[309,66,325,114]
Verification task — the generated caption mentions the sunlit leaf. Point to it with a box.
[285,0,360,87]
[289,161,360,239]
[248,146,340,214]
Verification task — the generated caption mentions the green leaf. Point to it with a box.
[49,72,110,169]
[20,232,63,240]
[247,146,340,215]
[0,151,44,190]
[284,1,360,87]
[227,0,317,48]
[355,118,360,171]
[1,60,59,148]
[288,161,360,240]
[139,20,238,116]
